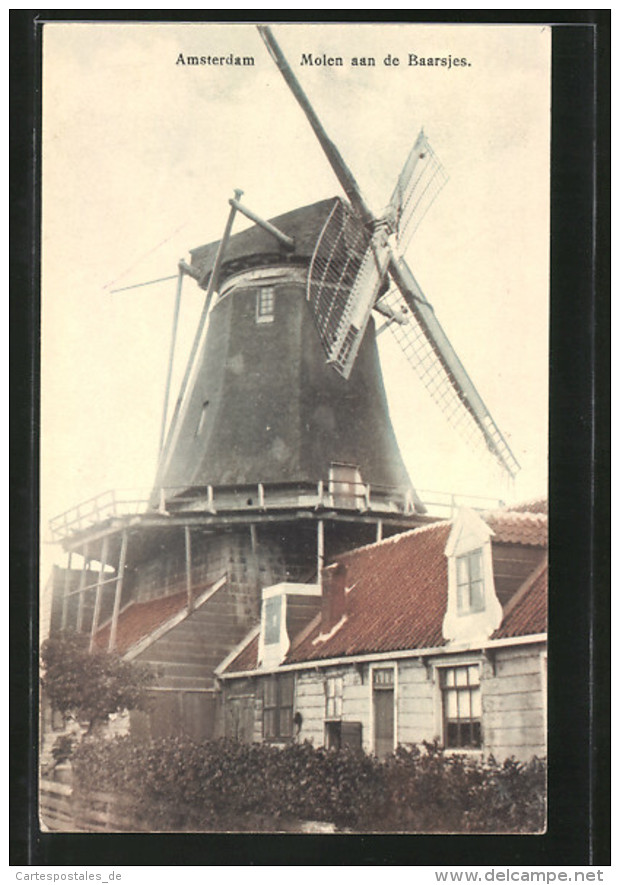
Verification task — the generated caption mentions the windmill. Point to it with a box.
[152,26,519,506]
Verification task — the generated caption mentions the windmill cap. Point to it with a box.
[189,197,342,289]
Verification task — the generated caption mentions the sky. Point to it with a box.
[41,22,551,575]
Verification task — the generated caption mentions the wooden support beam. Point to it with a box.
[108,530,128,653]
[159,265,185,455]
[317,520,324,588]
[228,198,295,250]
[60,552,73,630]
[185,525,193,612]
[90,535,109,652]
[159,190,243,472]
[75,545,89,633]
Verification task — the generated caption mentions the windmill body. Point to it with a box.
[156,198,416,505]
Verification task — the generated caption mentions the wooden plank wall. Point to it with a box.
[482,645,546,760]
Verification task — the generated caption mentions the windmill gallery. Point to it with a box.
[42,26,546,769]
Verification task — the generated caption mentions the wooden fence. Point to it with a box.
[39,779,151,833]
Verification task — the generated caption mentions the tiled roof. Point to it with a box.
[509,498,548,515]
[492,562,547,639]
[486,511,547,547]
[93,591,188,655]
[224,522,451,672]
[222,511,549,675]
[225,633,260,673]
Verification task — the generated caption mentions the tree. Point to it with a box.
[41,631,155,736]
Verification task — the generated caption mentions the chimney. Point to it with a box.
[321,561,347,632]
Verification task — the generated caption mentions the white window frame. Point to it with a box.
[456,548,485,615]
[324,674,344,721]
[368,662,398,756]
[256,287,275,324]
[433,658,483,754]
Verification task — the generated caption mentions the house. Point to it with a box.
[215,506,548,761]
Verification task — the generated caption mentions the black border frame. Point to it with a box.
[10,9,610,866]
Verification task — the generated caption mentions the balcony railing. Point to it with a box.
[48,481,503,544]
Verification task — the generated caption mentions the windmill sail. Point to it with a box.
[388,130,449,253]
[307,199,390,378]
[381,262,520,478]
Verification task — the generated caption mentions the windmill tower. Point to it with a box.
[46,26,518,741]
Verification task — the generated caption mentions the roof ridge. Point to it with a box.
[339,518,451,560]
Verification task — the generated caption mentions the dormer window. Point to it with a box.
[443,508,503,644]
[456,549,485,614]
[256,287,275,324]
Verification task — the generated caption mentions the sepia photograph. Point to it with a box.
[38,21,550,836]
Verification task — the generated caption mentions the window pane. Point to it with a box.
[335,696,342,717]
[457,556,469,584]
[279,707,293,738]
[442,668,455,687]
[460,690,471,718]
[468,664,480,686]
[373,668,393,685]
[280,675,294,706]
[264,596,282,645]
[263,677,277,707]
[264,708,277,738]
[460,721,473,746]
[455,667,468,687]
[472,720,482,747]
[445,689,458,718]
[446,722,459,748]
[470,580,484,611]
[469,550,483,580]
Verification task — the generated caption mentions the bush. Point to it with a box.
[41,632,155,736]
[71,736,546,833]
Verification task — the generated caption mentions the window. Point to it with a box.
[256,287,275,324]
[440,664,482,749]
[328,462,365,509]
[262,674,294,741]
[456,549,485,614]
[325,675,343,719]
[196,400,209,436]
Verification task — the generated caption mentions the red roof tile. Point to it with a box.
[486,511,547,547]
[226,633,260,673]
[93,591,188,655]
[509,498,548,515]
[493,562,547,639]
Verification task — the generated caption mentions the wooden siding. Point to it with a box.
[224,641,546,763]
[481,644,546,760]
[396,660,436,745]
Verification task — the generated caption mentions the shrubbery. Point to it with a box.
[41,632,155,736]
[71,736,546,833]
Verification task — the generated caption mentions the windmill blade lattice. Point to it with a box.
[379,284,520,478]
[389,130,449,254]
[308,198,390,378]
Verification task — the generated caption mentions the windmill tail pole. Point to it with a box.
[158,264,185,454]
[257,25,374,226]
[157,190,242,472]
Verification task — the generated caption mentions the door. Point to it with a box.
[373,667,395,758]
